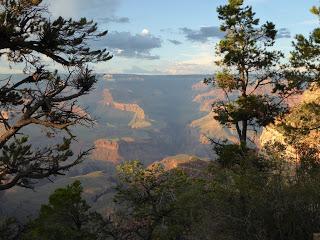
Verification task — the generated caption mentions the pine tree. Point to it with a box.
[206,0,285,148]
[280,5,320,92]
[114,161,190,240]
[22,181,113,240]
[0,0,112,190]
[274,5,320,162]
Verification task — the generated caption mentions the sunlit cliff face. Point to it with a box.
[260,85,320,161]
[0,111,9,136]
[100,88,151,129]
[190,81,238,144]
[91,139,122,164]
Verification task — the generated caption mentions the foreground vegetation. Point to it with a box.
[3,146,320,240]
[1,0,320,239]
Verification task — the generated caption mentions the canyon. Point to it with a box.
[2,74,314,220]
[91,139,123,164]
[100,88,151,129]
[0,74,244,218]
[190,81,238,144]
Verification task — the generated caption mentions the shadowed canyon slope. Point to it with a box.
[1,154,208,219]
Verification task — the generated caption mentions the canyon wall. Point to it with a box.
[260,86,320,160]
[91,139,122,164]
[151,154,210,178]
[101,89,151,129]
[190,112,238,144]
[192,81,209,91]
[190,81,238,144]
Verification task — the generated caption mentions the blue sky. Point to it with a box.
[1,0,319,74]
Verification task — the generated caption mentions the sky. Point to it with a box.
[1,0,320,74]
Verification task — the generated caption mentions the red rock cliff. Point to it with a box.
[91,139,122,164]
[101,88,151,129]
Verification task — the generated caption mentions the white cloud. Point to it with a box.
[141,29,150,36]
[165,56,214,75]
[123,65,162,74]
[180,26,224,43]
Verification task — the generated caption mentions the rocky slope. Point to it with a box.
[190,112,238,144]
[101,89,151,129]
[1,153,209,221]
[191,80,227,112]
[151,154,210,178]
[190,81,238,144]
[260,86,320,160]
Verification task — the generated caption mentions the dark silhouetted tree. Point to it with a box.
[23,180,114,240]
[0,0,112,190]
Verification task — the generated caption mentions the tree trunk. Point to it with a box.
[241,120,247,148]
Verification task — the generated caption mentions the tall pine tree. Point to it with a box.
[206,0,285,148]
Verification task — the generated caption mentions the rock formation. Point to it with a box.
[190,112,238,144]
[91,139,123,164]
[113,102,151,129]
[0,111,9,137]
[103,74,114,81]
[101,88,151,129]
[150,154,209,178]
[193,89,220,104]
[101,89,114,106]
[260,86,320,161]
[192,81,209,91]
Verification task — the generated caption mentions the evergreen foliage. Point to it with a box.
[205,0,285,147]
[0,0,112,190]
[22,181,110,240]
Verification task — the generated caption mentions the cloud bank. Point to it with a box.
[276,28,291,39]
[180,26,291,42]
[168,39,182,45]
[100,16,130,24]
[180,26,224,43]
[98,31,162,60]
